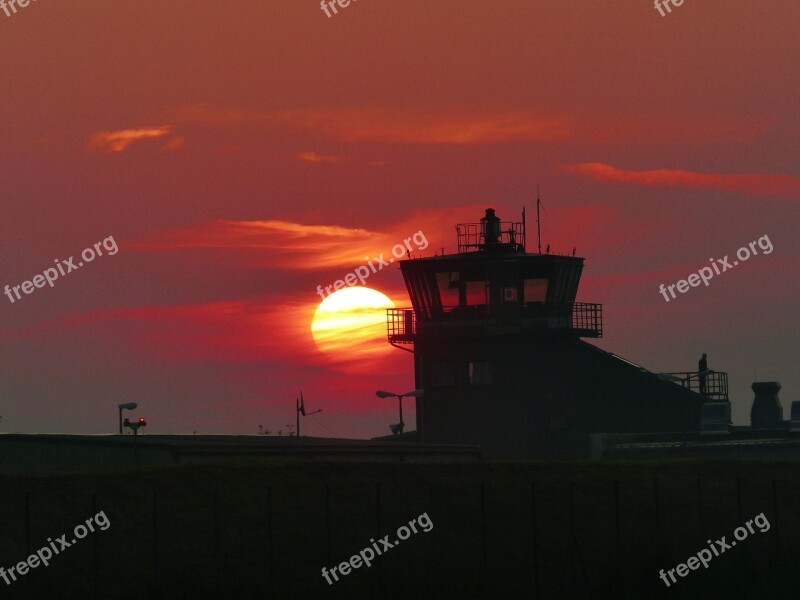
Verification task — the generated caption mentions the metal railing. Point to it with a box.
[456,221,525,253]
[569,302,603,338]
[518,302,602,337]
[386,301,602,348]
[665,371,729,402]
[386,308,416,350]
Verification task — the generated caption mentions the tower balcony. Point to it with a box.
[456,220,525,253]
[386,301,602,350]
[662,371,729,402]
[386,308,417,351]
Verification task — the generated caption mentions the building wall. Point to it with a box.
[415,336,705,459]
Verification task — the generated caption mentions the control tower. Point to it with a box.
[387,209,724,458]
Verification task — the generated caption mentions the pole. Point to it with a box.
[614,479,621,593]
[152,491,159,582]
[531,482,538,598]
[420,392,425,443]
[522,205,526,252]
[296,396,300,438]
[118,407,122,434]
[536,186,542,255]
[398,395,404,434]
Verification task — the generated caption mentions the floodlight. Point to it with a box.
[118,402,139,434]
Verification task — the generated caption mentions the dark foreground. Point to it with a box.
[0,460,798,599]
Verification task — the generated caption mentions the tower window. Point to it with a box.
[436,271,460,308]
[465,280,487,306]
[524,278,548,303]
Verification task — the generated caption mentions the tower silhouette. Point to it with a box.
[387,209,720,458]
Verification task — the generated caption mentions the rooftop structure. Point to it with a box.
[386,208,728,459]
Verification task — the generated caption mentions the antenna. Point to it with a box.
[522,205,526,252]
[536,184,542,254]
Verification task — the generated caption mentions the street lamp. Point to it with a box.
[375,389,425,435]
[118,402,137,434]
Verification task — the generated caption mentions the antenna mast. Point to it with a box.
[522,205,526,251]
[536,184,542,254]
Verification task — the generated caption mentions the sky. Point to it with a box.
[0,0,798,438]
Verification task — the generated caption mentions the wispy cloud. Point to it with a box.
[161,136,187,152]
[126,219,386,269]
[563,162,800,198]
[123,204,646,273]
[173,105,574,144]
[171,104,772,146]
[305,109,573,144]
[86,125,174,153]
[295,151,344,163]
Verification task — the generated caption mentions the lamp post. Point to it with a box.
[118,402,137,434]
[375,389,425,435]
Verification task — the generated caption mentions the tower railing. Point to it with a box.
[456,221,524,253]
[565,302,602,337]
[386,301,602,348]
[665,371,729,402]
[386,308,416,351]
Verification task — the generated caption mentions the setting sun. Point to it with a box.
[311,287,396,359]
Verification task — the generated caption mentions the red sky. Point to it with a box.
[1,0,798,437]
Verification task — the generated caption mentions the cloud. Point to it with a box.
[295,151,344,163]
[171,104,772,146]
[303,109,573,144]
[125,219,384,269]
[123,204,640,275]
[86,125,174,153]
[161,136,187,152]
[563,162,800,198]
[173,105,575,144]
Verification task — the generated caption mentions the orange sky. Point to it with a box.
[1,0,798,437]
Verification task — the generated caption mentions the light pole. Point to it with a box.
[118,402,137,434]
[375,389,425,435]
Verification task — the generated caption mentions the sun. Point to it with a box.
[311,287,396,358]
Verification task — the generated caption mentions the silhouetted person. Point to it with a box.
[698,353,708,394]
